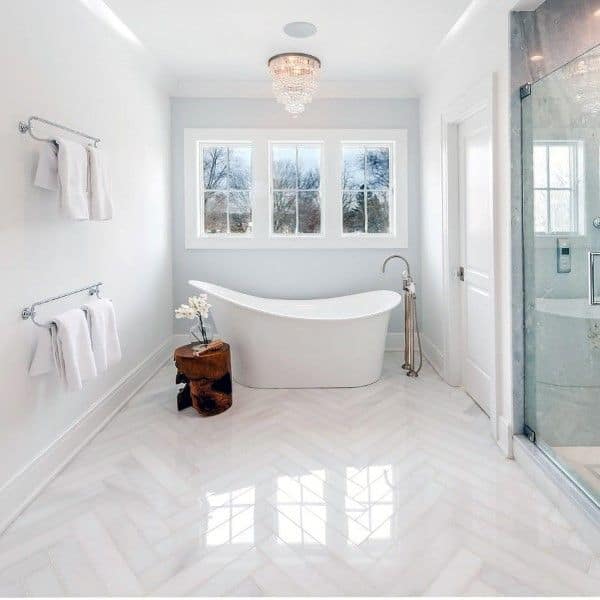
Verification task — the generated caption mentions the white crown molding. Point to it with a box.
[171,78,419,99]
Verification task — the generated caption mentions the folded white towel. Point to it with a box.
[29,309,97,391]
[81,297,121,372]
[53,309,97,390]
[56,137,89,220]
[34,142,59,191]
[87,146,112,221]
[29,324,59,377]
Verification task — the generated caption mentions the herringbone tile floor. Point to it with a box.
[0,355,598,596]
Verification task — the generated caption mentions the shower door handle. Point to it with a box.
[589,252,600,305]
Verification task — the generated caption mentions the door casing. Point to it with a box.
[440,75,499,443]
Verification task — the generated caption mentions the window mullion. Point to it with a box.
[546,143,551,234]
[296,146,300,235]
[364,149,368,234]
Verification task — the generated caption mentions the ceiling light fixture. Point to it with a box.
[594,8,600,16]
[530,54,544,62]
[267,52,321,116]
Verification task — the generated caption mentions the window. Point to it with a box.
[342,144,393,234]
[201,144,252,234]
[185,129,407,249]
[270,143,322,235]
[533,141,582,235]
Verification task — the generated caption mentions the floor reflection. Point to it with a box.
[203,465,396,548]
[277,469,326,544]
[206,486,255,545]
[346,466,394,543]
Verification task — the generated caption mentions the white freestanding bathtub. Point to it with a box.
[189,281,402,388]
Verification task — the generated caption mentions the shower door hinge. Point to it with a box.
[457,266,465,281]
[524,425,536,444]
[520,83,532,100]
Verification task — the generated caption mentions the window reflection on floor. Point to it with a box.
[277,469,326,544]
[206,486,255,545]
[346,465,394,544]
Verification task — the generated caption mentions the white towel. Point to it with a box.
[56,137,89,220]
[29,324,59,377]
[53,309,97,390]
[81,297,121,372]
[29,309,97,391]
[87,146,112,221]
[34,142,59,191]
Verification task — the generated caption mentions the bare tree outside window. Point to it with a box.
[271,144,322,235]
[342,145,392,234]
[202,145,252,234]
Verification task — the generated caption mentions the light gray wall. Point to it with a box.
[171,98,421,333]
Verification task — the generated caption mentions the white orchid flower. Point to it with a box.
[174,304,196,320]
[174,296,211,320]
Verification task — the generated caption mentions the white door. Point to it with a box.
[458,109,492,415]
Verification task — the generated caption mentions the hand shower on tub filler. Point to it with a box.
[381,255,422,377]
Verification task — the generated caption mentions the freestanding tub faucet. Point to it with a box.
[382,255,422,377]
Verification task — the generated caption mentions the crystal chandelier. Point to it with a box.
[562,50,600,114]
[268,52,321,116]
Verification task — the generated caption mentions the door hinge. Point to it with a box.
[524,425,536,444]
[520,83,532,100]
[457,266,465,281]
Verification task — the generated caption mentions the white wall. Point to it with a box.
[0,1,172,524]
[418,0,514,451]
[171,98,421,335]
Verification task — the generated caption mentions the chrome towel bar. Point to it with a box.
[18,115,101,147]
[22,283,103,328]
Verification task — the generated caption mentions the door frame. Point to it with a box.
[441,75,498,440]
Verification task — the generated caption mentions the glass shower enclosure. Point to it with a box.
[522,44,600,507]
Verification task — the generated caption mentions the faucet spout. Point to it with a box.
[381,254,411,277]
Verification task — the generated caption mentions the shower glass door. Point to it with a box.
[522,44,600,507]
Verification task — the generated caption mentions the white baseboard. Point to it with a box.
[385,332,405,352]
[0,338,174,534]
[421,334,444,376]
[513,435,600,554]
[497,415,514,458]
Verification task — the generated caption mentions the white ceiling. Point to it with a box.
[105,0,475,97]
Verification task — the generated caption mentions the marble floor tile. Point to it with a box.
[0,355,598,596]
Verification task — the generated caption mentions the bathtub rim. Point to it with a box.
[188,280,402,322]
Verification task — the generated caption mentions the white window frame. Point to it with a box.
[340,141,396,237]
[533,139,585,238]
[268,141,325,237]
[184,128,408,249]
[199,142,254,237]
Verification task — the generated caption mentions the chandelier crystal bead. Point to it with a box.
[268,52,321,116]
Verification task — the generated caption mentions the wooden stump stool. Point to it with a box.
[174,342,232,416]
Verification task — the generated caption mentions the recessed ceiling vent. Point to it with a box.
[283,21,317,38]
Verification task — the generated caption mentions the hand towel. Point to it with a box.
[29,324,59,376]
[56,137,89,220]
[52,309,97,391]
[81,297,122,372]
[34,142,59,191]
[87,146,112,221]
